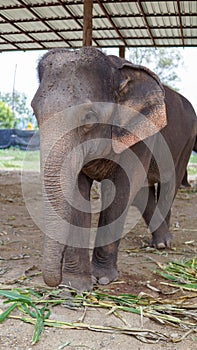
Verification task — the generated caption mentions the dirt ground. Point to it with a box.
[0,170,197,350]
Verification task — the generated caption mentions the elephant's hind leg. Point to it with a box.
[133,185,173,249]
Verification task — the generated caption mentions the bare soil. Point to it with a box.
[0,170,197,350]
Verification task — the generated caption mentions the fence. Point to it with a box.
[0,129,40,150]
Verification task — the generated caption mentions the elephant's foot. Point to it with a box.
[151,231,172,249]
[92,264,119,285]
[61,272,93,292]
[92,243,119,285]
[61,246,92,292]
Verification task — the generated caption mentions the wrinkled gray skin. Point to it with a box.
[32,48,197,291]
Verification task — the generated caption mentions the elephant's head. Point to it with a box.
[32,47,166,185]
[31,47,166,287]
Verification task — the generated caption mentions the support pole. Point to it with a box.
[119,46,125,58]
[83,0,93,46]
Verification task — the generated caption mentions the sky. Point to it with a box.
[0,47,196,114]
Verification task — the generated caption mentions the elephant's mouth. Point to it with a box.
[82,158,117,181]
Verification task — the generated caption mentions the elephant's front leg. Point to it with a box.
[61,172,93,291]
[92,166,131,285]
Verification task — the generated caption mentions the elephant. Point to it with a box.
[181,136,197,187]
[194,136,197,153]
[31,47,197,292]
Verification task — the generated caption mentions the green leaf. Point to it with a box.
[32,315,45,344]
[19,303,37,318]
[0,302,18,322]
[156,271,179,281]
[0,290,32,304]
[31,304,51,344]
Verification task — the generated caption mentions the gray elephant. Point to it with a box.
[31,47,197,291]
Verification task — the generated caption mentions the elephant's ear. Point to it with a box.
[110,58,167,154]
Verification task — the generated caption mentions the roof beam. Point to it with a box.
[0,0,192,8]
[1,44,195,51]
[0,35,195,45]
[0,36,20,50]
[1,25,196,36]
[0,25,195,34]
[56,0,84,29]
[0,13,194,24]
[16,0,72,47]
[52,0,99,46]
[96,0,127,46]
[137,0,156,47]
[176,0,185,46]
[0,12,45,49]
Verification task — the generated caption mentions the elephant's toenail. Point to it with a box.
[91,275,97,284]
[99,277,109,285]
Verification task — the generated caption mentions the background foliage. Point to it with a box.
[0,91,35,129]
[0,101,15,128]
[128,47,183,90]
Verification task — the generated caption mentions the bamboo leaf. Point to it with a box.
[32,304,51,344]
[0,302,18,322]
[0,290,32,304]
[32,315,45,345]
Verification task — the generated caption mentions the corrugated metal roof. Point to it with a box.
[0,0,196,51]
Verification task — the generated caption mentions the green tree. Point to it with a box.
[0,91,36,128]
[128,48,183,90]
[0,101,14,128]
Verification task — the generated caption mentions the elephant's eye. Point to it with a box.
[82,110,98,131]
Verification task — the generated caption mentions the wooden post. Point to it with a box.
[83,0,93,46]
[119,46,125,58]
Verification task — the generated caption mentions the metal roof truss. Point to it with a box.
[0,0,196,51]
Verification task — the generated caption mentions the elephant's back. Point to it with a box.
[161,86,196,155]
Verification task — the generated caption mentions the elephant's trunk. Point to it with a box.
[40,131,84,287]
